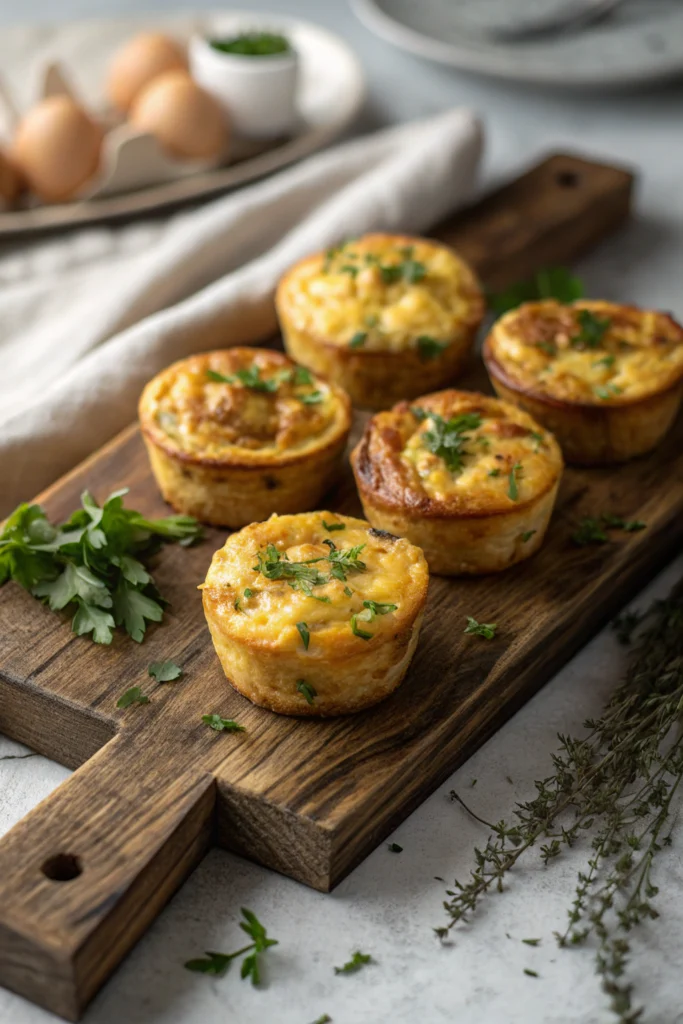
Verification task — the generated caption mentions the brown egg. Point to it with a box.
[129,70,228,160]
[0,147,23,206]
[11,96,102,203]
[107,32,188,113]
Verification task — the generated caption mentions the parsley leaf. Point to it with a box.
[349,331,367,349]
[334,951,373,975]
[508,462,522,501]
[202,714,246,733]
[322,520,345,533]
[117,686,149,708]
[0,489,201,644]
[296,622,310,649]
[418,410,482,474]
[297,679,317,705]
[148,660,182,683]
[521,530,536,543]
[388,842,403,853]
[595,383,623,400]
[573,514,647,545]
[358,600,397,621]
[416,336,448,360]
[464,617,497,640]
[206,365,279,392]
[351,614,373,640]
[294,366,313,386]
[185,908,277,987]
[488,267,584,314]
[571,309,611,350]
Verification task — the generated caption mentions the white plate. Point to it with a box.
[0,10,365,236]
[352,0,683,89]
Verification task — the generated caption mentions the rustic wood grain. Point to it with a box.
[0,154,650,1021]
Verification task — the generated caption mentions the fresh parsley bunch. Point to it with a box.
[0,489,202,645]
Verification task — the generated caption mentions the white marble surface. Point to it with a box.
[2,2,683,1023]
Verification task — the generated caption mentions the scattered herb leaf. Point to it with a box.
[148,660,182,683]
[508,462,522,501]
[334,951,373,975]
[349,332,367,349]
[388,842,403,853]
[322,520,346,533]
[296,621,310,650]
[416,335,448,360]
[464,617,497,640]
[202,715,246,733]
[117,686,149,708]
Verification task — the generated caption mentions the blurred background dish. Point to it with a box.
[0,10,364,235]
[352,0,683,89]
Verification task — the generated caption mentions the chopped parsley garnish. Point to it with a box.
[365,314,380,328]
[349,331,367,349]
[360,600,397,619]
[297,679,317,705]
[522,938,542,946]
[299,390,324,405]
[328,544,367,580]
[415,409,482,474]
[351,615,373,640]
[530,430,544,452]
[185,908,277,986]
[343,585,353,598]
[294,366,313,386]
[253,541,367,594]
[595,383,623,400]
[148,660,182,683]
[488,266,584,314]
[234,597,241,612]
[508,462,523,501]
[537,340,557,357]
[296,621,310,649]
[206,366,278,392]
[521,530,536,543]
[524,968,539,978]
[202,714,246,733]
[573,514,646,545]
[571,309,611,350]
[244,588,255,599]
[464,617,498,640]
[593,354,616,369]
[388,842,403,853]
[322,520,346,533]
[416,335,448,360]
[116,686,149,708]
[488,468,501,477]
[379,257,426,285]
[334,951,373,975]
[1,489,201,645]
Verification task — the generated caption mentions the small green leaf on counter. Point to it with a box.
[148,660,182,683]
[117,686,149,709]
[202,714,246,733]
[524,968,539,978]
[334,951,373,975]
[522,938,542,946]
[185,908,277,986]
[388,842,403,853]
[464,617,497,640]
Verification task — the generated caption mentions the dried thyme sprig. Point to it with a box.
[439,578,683,1024]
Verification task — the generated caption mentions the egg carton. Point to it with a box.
[0,60,271,204]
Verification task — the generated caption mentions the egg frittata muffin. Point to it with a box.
[276,233,484,409]
[483,300,683,464]
[139,349,351,527]
[351,390,563,576]
[201,512,429,716]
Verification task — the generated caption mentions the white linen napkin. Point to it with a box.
[0,108,483,515]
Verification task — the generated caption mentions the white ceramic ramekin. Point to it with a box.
[189,33,299,140]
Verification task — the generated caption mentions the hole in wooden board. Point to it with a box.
[556,170,580,188]
[41,853,82,882]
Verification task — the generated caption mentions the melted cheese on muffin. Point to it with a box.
[277,233,483,354]
[202,512,426,653]
[360,391,562,514]
[489,300,683,404]
[146,349,347,462]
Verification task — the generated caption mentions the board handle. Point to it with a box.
[0,733,215,1021]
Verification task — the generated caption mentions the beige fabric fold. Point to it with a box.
[0,108,483,514]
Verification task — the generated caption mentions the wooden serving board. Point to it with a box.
[4,153,674,1023]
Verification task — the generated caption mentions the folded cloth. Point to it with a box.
[0,107,483,515]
